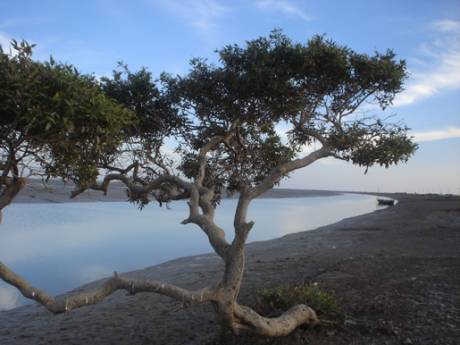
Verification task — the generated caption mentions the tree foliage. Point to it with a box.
[0,40,135,213]
[100,64,183,155]
[162,31,416,197]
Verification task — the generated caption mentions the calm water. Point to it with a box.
[0,193,382,310]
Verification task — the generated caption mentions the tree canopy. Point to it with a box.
[1,33,417,207]
[0,41,135,216]
[162,31,416,198]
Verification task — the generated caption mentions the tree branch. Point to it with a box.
[181,186,230,259]
[232,191,254,249]
[0,176,26,223]
[248,146,331,200]
[0,261,215,314]
[195,132,234,187]
[233,303,318,336]
[71,173,193,200]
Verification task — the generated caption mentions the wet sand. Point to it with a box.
[1,192,459,345]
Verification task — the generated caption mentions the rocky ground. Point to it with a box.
[1,193,459,345]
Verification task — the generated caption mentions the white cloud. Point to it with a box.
[155,0,230,33]
[0,32,13,54]
[411,127,460,142]
[433,19,460,33]
[255,0,311,21]
[394,19,460,107]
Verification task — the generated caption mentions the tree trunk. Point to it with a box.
[0,177,26,223]
[215,245,319,336]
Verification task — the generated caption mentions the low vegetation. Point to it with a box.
[258,283,339,317]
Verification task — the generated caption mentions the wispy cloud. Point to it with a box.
[433,19,460,33]
[411,127,460,142]
[0,32,13,54]
[394,19,460,106]
[154,0,230,33]
[255,0,311,22]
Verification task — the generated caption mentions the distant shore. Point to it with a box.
[1,192,459,345]
[13,179,341,204]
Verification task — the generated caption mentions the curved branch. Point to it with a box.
[73,168,231,259]
[233,303,318,336]
[0,261,215,314]
[102,162,138,175]
[181,186,230,259]
[196,132,234,186]
[248,146,331,200]
[71,173,193,200]
[177,131,238,259]
[232,191,254,249]
[76,165,230,259]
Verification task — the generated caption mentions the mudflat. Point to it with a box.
[1,193,459,345]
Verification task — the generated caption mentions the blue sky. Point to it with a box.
[1,0,459,194]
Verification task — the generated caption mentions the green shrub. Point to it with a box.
[258,283,338,316]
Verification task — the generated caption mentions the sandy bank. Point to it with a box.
[1,193,459,345]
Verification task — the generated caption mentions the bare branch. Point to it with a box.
[102,162,138,175]
[0,261,216,314]
[196,132,234,186]
[234,303,318,336]
[181,186,230,259]
[232,191,254,248]
[248,146,331,200]
[71,173,193,200]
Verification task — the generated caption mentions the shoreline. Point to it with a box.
[14,178,457,204]
[13,179,342,204]
[1,193,459,344]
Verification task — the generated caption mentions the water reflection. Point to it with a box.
[0,194,381,310]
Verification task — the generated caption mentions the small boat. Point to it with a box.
[377,198,395,206]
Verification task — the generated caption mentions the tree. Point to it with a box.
[0,41,135,217]
[0,32,417,337]
[0,39,134,280]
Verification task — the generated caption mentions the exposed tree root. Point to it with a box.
[233,303,319,336]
